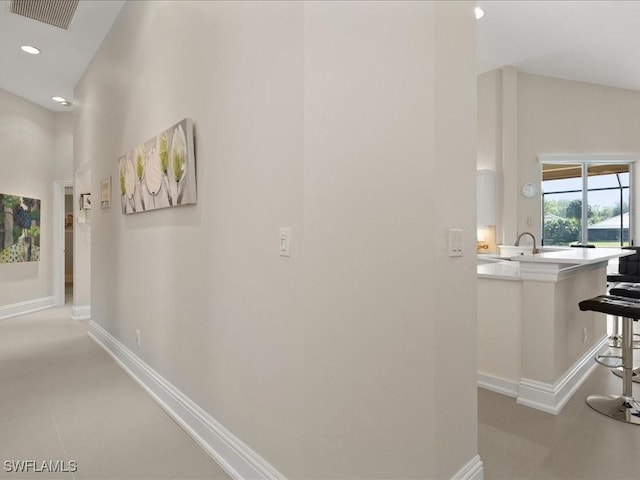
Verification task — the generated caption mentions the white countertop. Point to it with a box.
[478,248,630,281]
[512,247,633,265]
[477,260,521,281]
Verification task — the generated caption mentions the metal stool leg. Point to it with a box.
[612,318,640,382]
[587,316,640,424]
[609,315,622,347]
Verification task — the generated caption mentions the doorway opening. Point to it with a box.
[53,180,73,307]
[64,187,73,304]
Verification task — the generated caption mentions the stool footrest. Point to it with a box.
[612,367,640,383]
[595,354,623,368]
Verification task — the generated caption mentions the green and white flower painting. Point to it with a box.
[0,194,41,263]
[118,118,196,214]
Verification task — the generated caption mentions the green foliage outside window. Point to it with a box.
[544,217,580,245]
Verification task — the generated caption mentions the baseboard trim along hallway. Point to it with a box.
[452,455,483,480]
[88,320,284,480]
[516,335,609,414]
[479,336,609,415]
[477,373,519,399]
[0,296,54,320]
[71,304,91,321]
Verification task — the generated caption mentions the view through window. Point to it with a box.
[542,163,630,247]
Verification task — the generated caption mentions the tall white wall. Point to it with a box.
[478,70,640,244]
[477,70,501,172]
[0,89,55,308]
[76,1,478,478]
[73,97,92,313]
[433,3,478,475]
[53,112,73,182]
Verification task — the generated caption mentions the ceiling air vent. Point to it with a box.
[10,0,79,30]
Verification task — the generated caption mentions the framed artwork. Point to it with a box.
[80,193,91,210]
[101,177,111,209]
[119,118,197,214]
[0,194,41,263]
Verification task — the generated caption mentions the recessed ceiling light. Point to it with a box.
[51,96,66,103]
[20,45,40,55]
[60,101,71,107]
[475,7,485,19]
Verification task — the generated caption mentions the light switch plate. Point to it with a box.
[279,228,291,257]
[448,228,463,257]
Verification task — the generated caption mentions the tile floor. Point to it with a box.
[0,297,230,480]
[5,296,640,480]
[479,365,640,479]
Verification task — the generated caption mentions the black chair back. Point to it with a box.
[608,246,640,283]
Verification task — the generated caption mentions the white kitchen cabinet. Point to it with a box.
[477,169,496,226]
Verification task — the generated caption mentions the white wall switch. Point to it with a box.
[279,228,291,257]
[448,228,463,257]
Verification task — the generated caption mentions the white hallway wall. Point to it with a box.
[76,1,478,478]
[0,89,72,310]
[54,112,73,182]
[478,69,640,244]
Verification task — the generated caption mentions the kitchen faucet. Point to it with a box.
[515,231,540,254]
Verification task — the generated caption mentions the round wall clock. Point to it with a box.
[521,182,537,198]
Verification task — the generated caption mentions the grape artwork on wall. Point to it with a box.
[119,118,197,214]
[0,194,41,263]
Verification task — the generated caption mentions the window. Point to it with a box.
[541,160,631,247]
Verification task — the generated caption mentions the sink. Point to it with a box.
[498,245,566,258]
[498,245,532,257]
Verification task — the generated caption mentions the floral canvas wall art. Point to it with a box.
[0,194,41,263]
[119,118,196,214]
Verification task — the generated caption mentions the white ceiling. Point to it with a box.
[0,0,124,112]
[477,0,640,91]
[2,1,640,113]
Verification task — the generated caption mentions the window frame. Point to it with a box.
[538,154,636,247]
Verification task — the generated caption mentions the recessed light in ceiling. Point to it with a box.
[20,45,40,55]
[60,101,71,107]
[52,96,67,103]
[475,7,485,19]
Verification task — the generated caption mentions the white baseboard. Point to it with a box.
[451,455,483,480]
[71,305,91,321]
[88,320,284,480]
[478,373,519,398]
[0,296,54,320]
[517,336,608,414]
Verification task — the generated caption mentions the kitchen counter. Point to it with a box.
[512,247,633,265]
[512,248,632,282]
[477,247,633,415]
[477,260,520,281]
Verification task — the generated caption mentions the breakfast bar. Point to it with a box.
[477,247,633,414]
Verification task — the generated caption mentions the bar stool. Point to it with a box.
[609,283,640,383]
[607,247,640,347]
[579,295,640,425]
